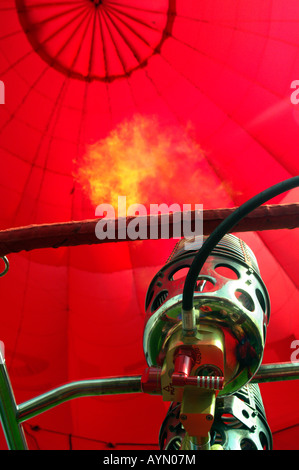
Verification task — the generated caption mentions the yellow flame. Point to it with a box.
[75,114,224,209]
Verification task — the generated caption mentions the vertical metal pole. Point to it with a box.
[0,344,28,449]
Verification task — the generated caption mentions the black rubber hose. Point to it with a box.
[182,176,299,312]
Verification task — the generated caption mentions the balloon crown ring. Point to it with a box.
[16,0,176,81]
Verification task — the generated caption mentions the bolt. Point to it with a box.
[206,414,213,421]
[180,414,187,421]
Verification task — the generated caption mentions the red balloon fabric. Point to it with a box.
[0,0,299,449]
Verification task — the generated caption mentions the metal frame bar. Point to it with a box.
[0,348,143,450]
[0,347,28,449]
[17,376,143,424]
[251,362,299,383]
[1,354,299,449]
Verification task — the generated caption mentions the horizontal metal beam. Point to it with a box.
[15,361,299,425]
[0,203,298,257]
[251,362,299,384]
[17,376,142,423]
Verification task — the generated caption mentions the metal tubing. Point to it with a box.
[16,363,299,425]
[2,360,298,448]
[0,348,28,449]
[252,362,299,383]
[17,375,142,423]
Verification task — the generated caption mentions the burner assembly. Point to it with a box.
[143,234,271,449]
[140,177,299,450]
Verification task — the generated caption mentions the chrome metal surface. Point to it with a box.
[143,234,270,396]
[0,347,28,449]
[252,362,299,383]
[159,383,272,450]
[17,375,142,423]
[0,256,9,277]
[212,383,272,450]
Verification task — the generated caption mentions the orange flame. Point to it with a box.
[75,115,224,209]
